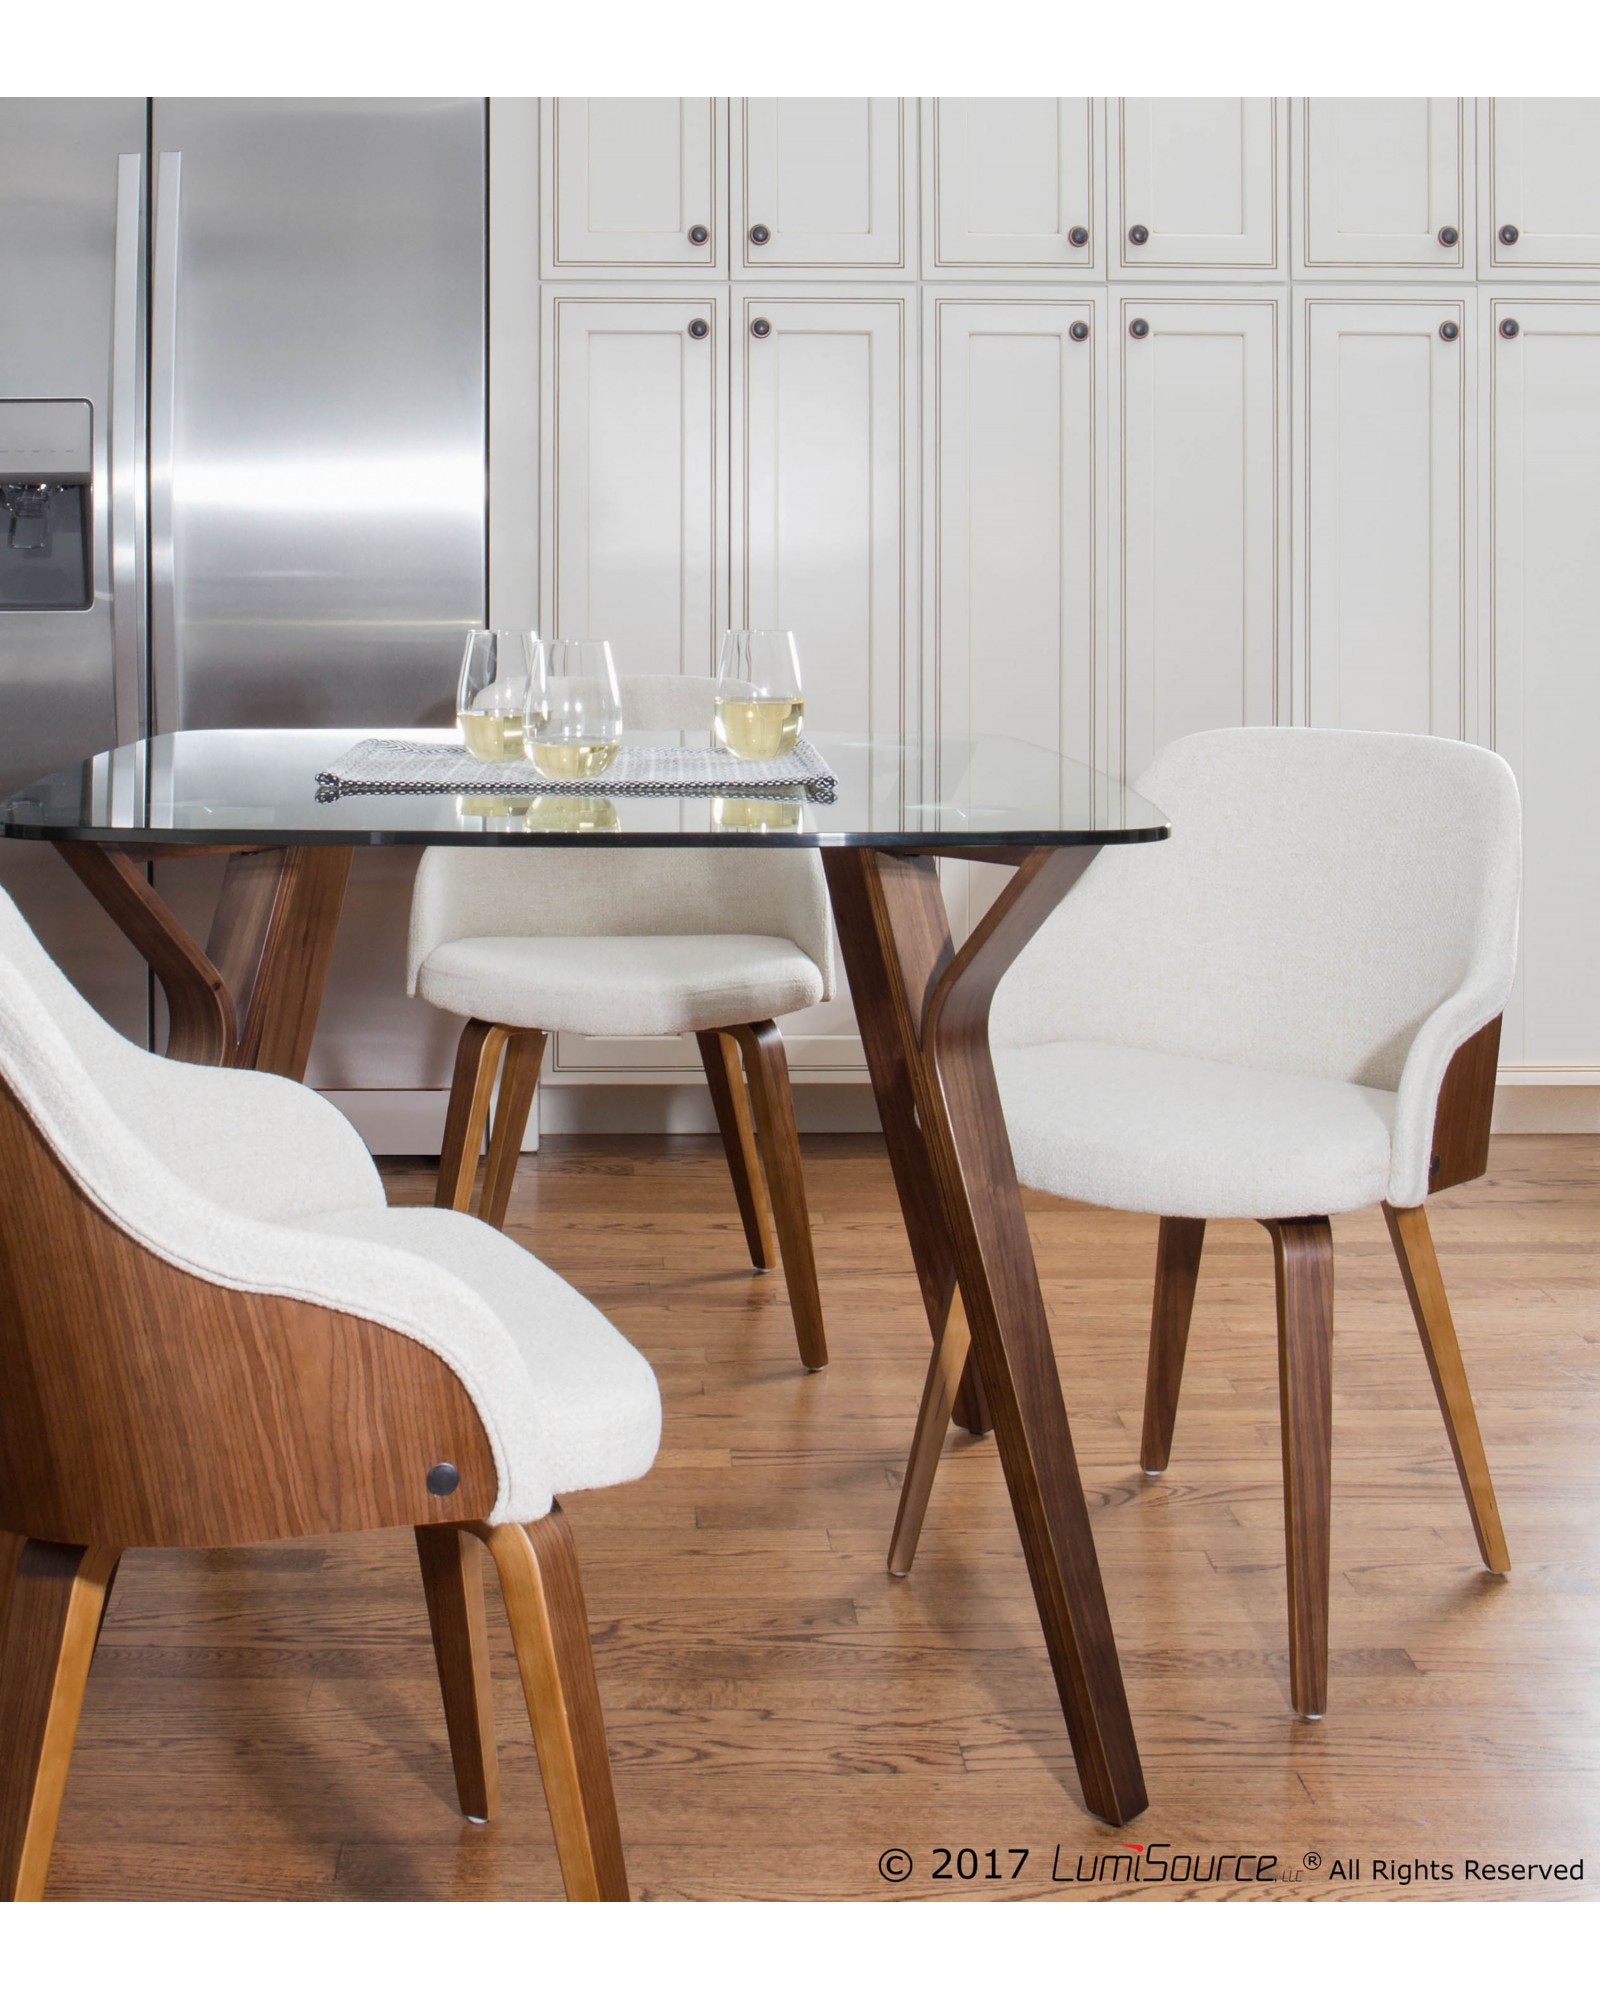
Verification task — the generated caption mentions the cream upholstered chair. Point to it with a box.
[893,728,1521,1721]
[0,885,659,1900]
[409,673,833,1370]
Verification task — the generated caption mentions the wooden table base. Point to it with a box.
[824,844,1147,1826]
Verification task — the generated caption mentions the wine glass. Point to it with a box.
[526,639,623,779]
[457,629,540,762]
[714,629,804,759]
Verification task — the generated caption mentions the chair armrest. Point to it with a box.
[1389,1003,1504,1208]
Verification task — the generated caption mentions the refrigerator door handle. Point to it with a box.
[110,151,147,746]
[149,150,183,733]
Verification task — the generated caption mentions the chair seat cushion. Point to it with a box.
[991,1041,1398,1220]
[299,1204,661,1507]
[415,933,826,1035]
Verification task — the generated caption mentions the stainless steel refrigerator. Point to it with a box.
[0,98,485,1092]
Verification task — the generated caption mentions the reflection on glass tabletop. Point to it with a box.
[0,729,1170,850]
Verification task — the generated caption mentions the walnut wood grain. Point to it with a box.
[731,1021,827,1372]
[435,1019,510,1214]
[1265,1216,1336,1720]
[414,1524,502,1823]
[1140,1218,1207,1475]
[478,1031,547,1231]
[887,1289,972,1577]
[825,844,1147,1827]
[474,1511,629,1901]
[0,1540,119,1900]
[1429,1015,1503,1195]
[697,1029,778,1271]
[1383,1203,1511,1573]
[0,1078,499,1549]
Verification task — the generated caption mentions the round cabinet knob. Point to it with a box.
[1499,317,1521,340]
[1499,224,1520,245]
[1128,318,1150,339]
[688,224,709,245]
[1437,225,1459,247]
[1439,321,1460,341]
[687,318,709,340]
[1127,223,1150,245]
[751,317,772,339]
[1069,321,1090,343]
[749,223,771,245]
[1067,225,1090,248]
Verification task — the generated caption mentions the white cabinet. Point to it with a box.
[543,98,724,274]
[1487,297,1600,1073]
[735,99,912,272]
[925,293,1104,767]
[1113,98,1285,274]
[924,99,1101,277]
[1295,295,1472,737]
[1112,293,1287,781]
[541,290,726,676]
[1483,99,1600,273]
[1295,99,1469,276]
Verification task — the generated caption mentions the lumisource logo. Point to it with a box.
[1052,1842,1278,1884]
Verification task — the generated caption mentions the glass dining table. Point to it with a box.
[1,725,1170,1827]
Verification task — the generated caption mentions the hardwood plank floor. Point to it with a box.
[41,1134,1600,1900]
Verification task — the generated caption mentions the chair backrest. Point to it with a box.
[408,673,834,992]
[0,886,514,1547]
[990,728,1521,1094]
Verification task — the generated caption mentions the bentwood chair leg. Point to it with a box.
[1140,1217,1207,1474]
[415,1525,502,1822]
[475,1511,629,1902]
[696,1029,777,1271]
[1383,1202,1511,1573]
[0,1540,120,1901]
[436,1019,510,1212]
[1265,1218,1335,1721]
[478,1031,547,1231]
[731,1021,828,1371]
[888,1293,973,1577]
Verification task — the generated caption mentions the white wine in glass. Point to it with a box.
[458,629,540,762]
[527,639,624,779]
[714,629,804,760]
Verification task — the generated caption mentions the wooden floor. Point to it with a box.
[43,1134,1600,1901]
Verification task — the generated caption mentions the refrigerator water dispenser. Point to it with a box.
[0,399,93,610]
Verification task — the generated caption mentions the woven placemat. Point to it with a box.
[315,736,837,805]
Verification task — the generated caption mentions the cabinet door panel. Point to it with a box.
[1485,99,1600,272]
[1114,98,1283,272]
[1113,295,1286,781]
[1489,297,1600,1070]
[733,288,918,1071]
[545,98,722,272]
[737,99,911,271]
[1297,297,1470,736]
[927,99,1099,274]
[1298,98,1468,274]
[928,295,1103,767]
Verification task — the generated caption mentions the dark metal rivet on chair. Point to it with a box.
[1068,225,1090,247]
[1439,321,1460,342]
[1127,223,1150,245]
[1500,317,1520,340]
[1069,320,1090,343]
[749,223,771,245]
[688,224,709,245]
[1499,223,1520,245]
[426,1461,460,1497]
[751,317,772,339]
[1437,225,1459,247]
[687,318,709,340]
[1129,317,1150,339]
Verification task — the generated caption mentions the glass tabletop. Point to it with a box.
[0,729,1169,851]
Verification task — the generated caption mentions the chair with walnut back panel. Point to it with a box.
[0,886,660,1901]
[408,672,833,1371]
[889,728,1521,1722]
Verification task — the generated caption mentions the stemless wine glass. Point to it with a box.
[714,629,804,759]
[457,629,541,762]
[525,639,623,780]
